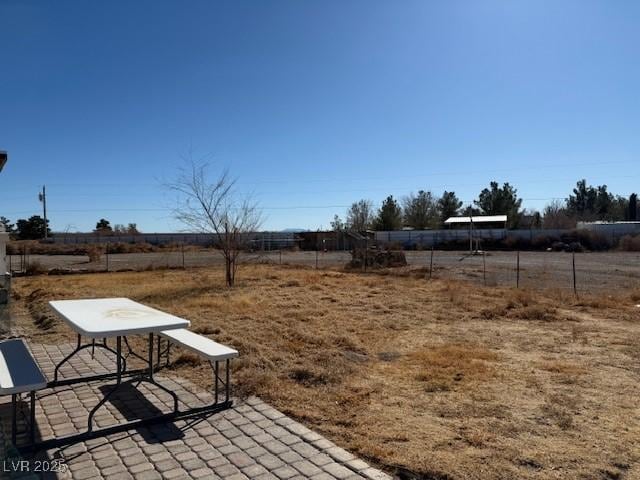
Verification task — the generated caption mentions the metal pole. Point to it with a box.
[40,185,48,240]
[215,361,219,404]
[429,246,434,279]
[225,359,230,402]
[516,251,520,288]
[148,333,154,380]
[157,335,161,368]
[30,390,35,445]
[469,215,473,254]
[572,252,577,296]
[483,249,487,286]
[11,394,17,445]
[116,337,122,384]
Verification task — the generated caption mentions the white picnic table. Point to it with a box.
[16,297,235,451]
[49,297,190,338]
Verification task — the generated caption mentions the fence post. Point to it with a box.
[315,248,318,269]
[572,252,577,297]
[364,237,368,273]
[429,246,434,279]
[279,249,282,265]
[106,243,110,272]
[182,242,185,269]
[483,250,487,286]
[516,251,520,288]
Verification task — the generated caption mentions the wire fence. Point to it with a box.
[7,245,640,295]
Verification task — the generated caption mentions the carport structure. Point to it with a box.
[444,215,508,252]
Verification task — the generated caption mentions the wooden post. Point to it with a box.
[364,236,368,273]
[279,249,282,265]
[106,243,110,272]
[315,248,318,269]
[181,242,185,269]
[572,252,577,297]
[516,251,520,288]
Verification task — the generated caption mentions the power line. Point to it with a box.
[2,173,639,203]
[2,197,570,216]
[0,159,637,190]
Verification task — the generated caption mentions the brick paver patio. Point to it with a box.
[0,343,392,480]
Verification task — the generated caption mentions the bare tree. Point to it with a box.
[542,199,576,229]
[346,199,374,231]
[168,160,263,287]
[403,190,438,229]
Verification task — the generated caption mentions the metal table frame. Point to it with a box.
[15,332,232,452]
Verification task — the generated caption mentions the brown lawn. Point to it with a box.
[9,265,640,479]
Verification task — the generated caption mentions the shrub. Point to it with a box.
[25,260,47,276]
[503,235,522,250]
[85,246,102,262]
[531,234,556,250]
[576,230,610,251]
[619,234,640,252]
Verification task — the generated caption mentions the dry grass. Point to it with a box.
[9,265,640,479]
[407,344,499,392]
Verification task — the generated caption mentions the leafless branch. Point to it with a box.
[167,156,263,286]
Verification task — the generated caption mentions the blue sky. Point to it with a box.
[1,0,638,232]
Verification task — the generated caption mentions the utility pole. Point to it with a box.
[38,185,48,239]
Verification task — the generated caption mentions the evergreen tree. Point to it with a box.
[374,196,403,231]
[475,182,522,228]
[0,216,14,233]
[15,215,50,240]
[437,191,463,226]
[94,218,112,234]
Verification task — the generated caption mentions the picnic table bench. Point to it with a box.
[0,339,47,446]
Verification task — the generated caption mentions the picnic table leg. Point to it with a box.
[53,334,82,382]
[214,361,219,404]
[156,335,161,370]
[226,359,230,403]
[29,391,35,445]
[53,333,127,385]
[11,394,17,445]
[209,360,232,407]
[148,333,154,380]
[144,334,179,413]
[87,336,123,432]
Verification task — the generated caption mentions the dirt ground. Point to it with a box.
[7,265,640,479]
[9,250,640,294]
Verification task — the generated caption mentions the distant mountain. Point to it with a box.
[281,228,310,233]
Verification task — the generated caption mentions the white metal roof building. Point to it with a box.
[444,215,508,225]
